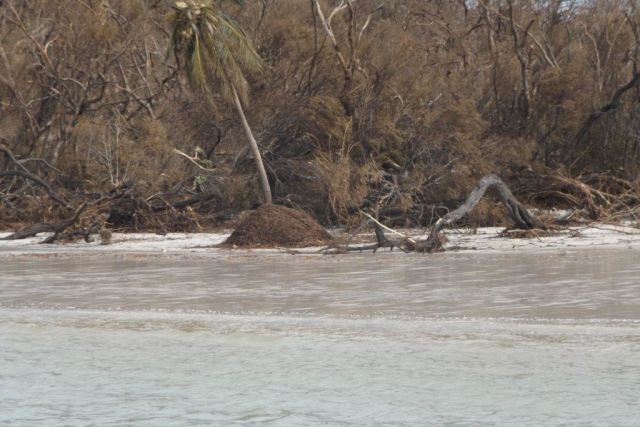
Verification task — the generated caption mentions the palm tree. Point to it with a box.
[169,0,272,204]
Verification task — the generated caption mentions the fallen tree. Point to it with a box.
[323,174,546,254]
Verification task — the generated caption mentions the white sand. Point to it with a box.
[1,223,640,258]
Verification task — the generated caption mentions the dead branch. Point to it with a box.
[435,174,542,231]
[356,174,544,253]
[39,203,90,244]
[0,202,88,241]
[1,189,113,243]
[361,212,416,244]
[312,0,376,115]
[173,148,220,173]
[0,222,58,240]
[574,70,640,147]
[0,144,72,209]
[0,170,71,209]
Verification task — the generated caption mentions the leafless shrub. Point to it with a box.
[2,0,640,231]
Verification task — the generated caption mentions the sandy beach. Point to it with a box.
[2,223,640,258]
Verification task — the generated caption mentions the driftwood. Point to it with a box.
[39,203,90,244]
[1,192,113,243]
[1,203,89,243]
[424,174,544,248]
[365,174,544,253]
[0,222,59,240]
[321,227,401,254]
[290,174,544,255]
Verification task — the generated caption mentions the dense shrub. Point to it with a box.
[2,0,640,229]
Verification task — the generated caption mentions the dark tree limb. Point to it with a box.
[39,203,89,244]
[0,222,57,240]
[0,202,88,241]
[0,144,72,209]
[0,170,71,209]
[1,191,111,243]
[314,215,402,255]
[574,71,640,146]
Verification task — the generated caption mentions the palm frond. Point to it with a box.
[168,0,262,105]
[189,32,209,95]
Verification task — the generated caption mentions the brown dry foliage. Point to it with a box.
[2,0,640,231]
[224,204,332,247]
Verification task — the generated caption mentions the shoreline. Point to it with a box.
[1,223,640,259]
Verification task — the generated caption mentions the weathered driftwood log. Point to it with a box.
[371,174,544,253]
[39,203,92,244]
[424,174,544,249]
[0,222,57,240]
[1,195,111,243]
[1,202,90,242]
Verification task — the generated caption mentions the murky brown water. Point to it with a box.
[1,248,640,426]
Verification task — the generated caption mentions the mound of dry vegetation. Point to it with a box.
[1,0,640,243]
[224,204,332,248]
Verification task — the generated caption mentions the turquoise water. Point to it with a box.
[1,249,640,426]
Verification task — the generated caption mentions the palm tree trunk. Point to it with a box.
[232,86,272,204]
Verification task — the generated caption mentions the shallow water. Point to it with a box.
[1,248,640,426]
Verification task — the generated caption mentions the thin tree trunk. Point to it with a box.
[232,87,272,204]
